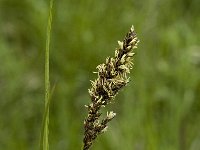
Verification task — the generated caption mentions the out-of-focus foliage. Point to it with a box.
[0,0,200,150]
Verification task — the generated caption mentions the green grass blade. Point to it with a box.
[40,0,54,150]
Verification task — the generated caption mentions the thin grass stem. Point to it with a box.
[40,0,54,150]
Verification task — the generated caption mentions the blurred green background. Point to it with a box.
[0,0,200,149]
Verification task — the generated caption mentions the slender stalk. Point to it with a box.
[40,0,54,150]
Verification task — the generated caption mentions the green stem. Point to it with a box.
[40,0,54,150]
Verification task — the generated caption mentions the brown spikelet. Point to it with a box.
[83,26,140,150]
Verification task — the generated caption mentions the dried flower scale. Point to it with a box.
[83,26,139,150]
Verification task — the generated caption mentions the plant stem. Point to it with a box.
[40,0,54,150]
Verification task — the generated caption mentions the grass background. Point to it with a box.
[0,0,200,150]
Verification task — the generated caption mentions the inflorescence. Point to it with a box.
[83,26,139,150]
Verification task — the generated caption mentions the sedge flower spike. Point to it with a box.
[83,25,139,150]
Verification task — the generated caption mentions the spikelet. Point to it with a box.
[83,25,139,150]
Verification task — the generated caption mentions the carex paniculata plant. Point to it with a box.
[83,26,140,150]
